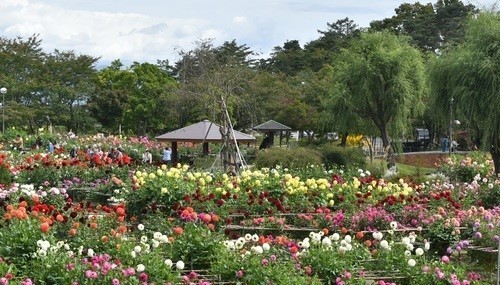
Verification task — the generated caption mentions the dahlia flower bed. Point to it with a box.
[0,136,499,284]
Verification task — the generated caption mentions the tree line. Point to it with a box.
[0,0,499,172]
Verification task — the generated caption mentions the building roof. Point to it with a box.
[253,120,291,131]
[155,120,255,143]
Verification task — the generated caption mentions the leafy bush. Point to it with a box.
[169,223,225,267]
[437,152,493,183]
[254,147,322,169]
[319,145,366,169]
[480,183,500,209]
[0,164,12,186]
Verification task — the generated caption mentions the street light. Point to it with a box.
[0,87,6,134]
[449,98,461,154]
[449,97,453,154]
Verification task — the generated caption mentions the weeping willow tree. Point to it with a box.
[429,12,500,174]
[327,31,427,149]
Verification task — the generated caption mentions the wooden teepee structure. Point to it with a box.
[218,95,247,174]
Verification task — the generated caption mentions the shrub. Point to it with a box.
[254,147,322,169]
[438,152,493,183]
[480,182,500,209]
[0,164,12,186]
[319,145,366,169]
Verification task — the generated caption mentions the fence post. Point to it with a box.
[496,239,500,285]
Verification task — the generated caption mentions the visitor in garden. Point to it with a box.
[67,129,76,139]
[13,135,24,150]
[162,147,172,165]
[86,146,93,157]
[113,148,123,162]
[451,140,458,152]
[259,133,273,149]
[35,137,43,149]
[69,147,77,158]
[47,141,54,154]
[441,136,449,152]
[107,148,115,160]
[142,149,152,164]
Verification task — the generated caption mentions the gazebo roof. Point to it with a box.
[155,120,255,143]
[253,120,291,131]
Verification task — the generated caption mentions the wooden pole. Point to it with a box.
[172,141,178,165]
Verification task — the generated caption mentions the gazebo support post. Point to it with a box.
[203,142,209,156]
[269,131,275,146]
[172,141,178,165]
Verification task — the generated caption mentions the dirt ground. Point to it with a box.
[395,152,451,168]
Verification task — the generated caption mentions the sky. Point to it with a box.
[0,0,497,66]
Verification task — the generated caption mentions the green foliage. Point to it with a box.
[0,217,52,268]
[16,164,132,189]
[304,18,360,71]
[429,12,500,174]
[437,152,493,183]
[169,223,225,267]
[326,30,427,148]
[426,221,461,256]
[0,164,12,186]
[211,246,323,285]
[264,40,307,76]
[369,1,476,53]
[44,50,99,132]
[480,183,500,209]
[254,147,323,169]
[319,145,366,169]
[16,166,63,187]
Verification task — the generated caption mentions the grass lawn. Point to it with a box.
[368,158,438,182]
[395,162,436,176]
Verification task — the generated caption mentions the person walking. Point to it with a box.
[162,147,172,165]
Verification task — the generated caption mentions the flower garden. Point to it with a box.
[0,135,499,285]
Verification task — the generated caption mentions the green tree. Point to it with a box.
[215,39,256,66]
[304,18,360,71]
[247,71,292,124]
[261,40,307,76]
[90,60,136,132]
[370,0,476,53]
[91,60,178,135]
[0,35,47,133]
[43,50,99,133]
[124,62,177,135]
[321,65,373,146]
[173,40,227,127]
[434,0,477,47]
[429,12,500,174]
[370,2,439,53]
[174,39,257,130]
[327,31,427,149]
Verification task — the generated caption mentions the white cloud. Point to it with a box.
[0,0,220,62]
[1,0,497,65]
[233,16,247,24]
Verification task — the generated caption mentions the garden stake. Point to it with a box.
[497,239,499,285]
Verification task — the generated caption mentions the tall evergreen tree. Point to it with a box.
[370,0,477,53]
[304,18,360,71]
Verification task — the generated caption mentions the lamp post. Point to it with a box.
[449,97,454,154]
[0,87,6,134]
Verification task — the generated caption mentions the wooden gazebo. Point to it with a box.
[155,120,255,164]
[253,120,291,149]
